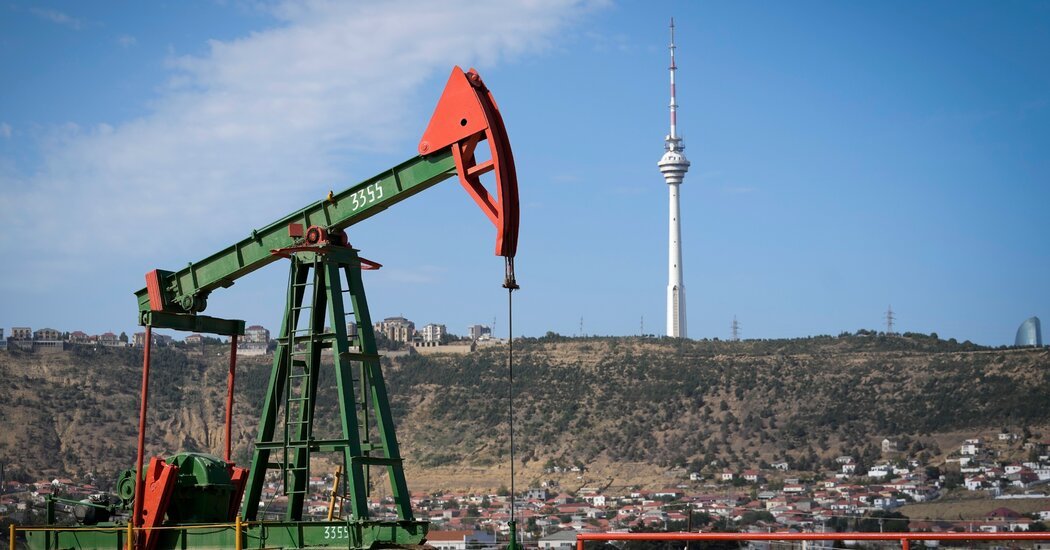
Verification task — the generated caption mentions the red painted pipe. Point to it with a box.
[576,530,1050,550]
[225,335,238,463]
[132,325,153,541]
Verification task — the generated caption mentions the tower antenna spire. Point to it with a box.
[659,17,691,338]
[669,17,679,142]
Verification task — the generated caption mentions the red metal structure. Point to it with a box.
[136,457,178,550]
[419,67,519,258]
[576,531,1050,550]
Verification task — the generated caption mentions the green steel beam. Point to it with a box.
[135,150,457,317]
[141,311,245,336]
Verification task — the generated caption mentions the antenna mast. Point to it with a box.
[659,16,691,338]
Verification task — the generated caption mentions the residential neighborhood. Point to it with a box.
[3,432,1050,541]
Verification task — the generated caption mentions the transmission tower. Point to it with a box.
[885,305,895,335]
[640,315,645,337]
[579,316,585,338]
[731,316,740,342]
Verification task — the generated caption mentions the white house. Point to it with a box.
[539,530,580,550]
[427,530,496,550]
[867,465,890,478]
[964,476,987,491]
[961,439,983,455]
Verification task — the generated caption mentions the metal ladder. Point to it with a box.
[281,256,320,499]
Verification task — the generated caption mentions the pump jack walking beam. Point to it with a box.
[135,66,518,326]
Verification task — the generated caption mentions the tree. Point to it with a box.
[119,331,129,344]
[740,510,774,525]
[942,470,963,489]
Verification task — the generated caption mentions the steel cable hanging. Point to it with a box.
[505,258,520,550]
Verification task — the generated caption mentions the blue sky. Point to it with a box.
[1,1,1047,345]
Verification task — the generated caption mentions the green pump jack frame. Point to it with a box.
[22,66,529,550]
[238,243,426,544]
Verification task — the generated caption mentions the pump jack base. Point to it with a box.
[26,519,428,549]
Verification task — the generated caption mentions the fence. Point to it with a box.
[7,517,244,550]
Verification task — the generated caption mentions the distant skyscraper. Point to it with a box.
[1015,316,1043,347]
[658,17,691,338]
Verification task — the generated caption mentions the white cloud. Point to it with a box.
[0,0,596,291]
[584,30,633,53]
[29,7,82,30]
[0,123,10,139]
[117,34,137,48]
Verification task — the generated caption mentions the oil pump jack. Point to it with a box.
[26,66,519,550]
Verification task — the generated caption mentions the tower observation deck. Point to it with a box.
[658,18,690,338]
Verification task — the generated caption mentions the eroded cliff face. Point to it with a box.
[1,339,1048,493]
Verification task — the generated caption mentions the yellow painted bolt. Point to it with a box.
[235,516,243,550]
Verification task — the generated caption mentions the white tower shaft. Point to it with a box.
[658,17,690,338]
[668,182,686,337]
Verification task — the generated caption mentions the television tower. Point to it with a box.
[658,17,691,338]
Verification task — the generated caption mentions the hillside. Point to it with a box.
[0,335,1047,493]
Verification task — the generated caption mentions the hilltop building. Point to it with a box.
[10,327,32,351]
[467,324,491,340]
[375,316,415,343]
[1015,316,1043,347]
[0,328,5,351]
[69,331,93,345]
[98,332,122,347]
[238,325,271,355]
[133,332,173,348]
[420,323,446,344]
[31,328,63,351]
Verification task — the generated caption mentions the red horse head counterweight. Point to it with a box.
[419,67,519,260]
